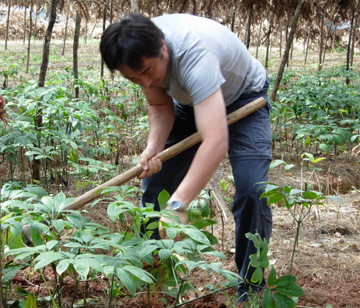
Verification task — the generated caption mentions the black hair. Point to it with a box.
[100,14,164,72]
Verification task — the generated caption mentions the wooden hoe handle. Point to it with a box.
[64,97,266,211]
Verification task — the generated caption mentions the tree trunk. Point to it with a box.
[318,13,324,71]
[346,7,355,84]
[130,0,139,13]
[279,21,282,58]
[304,26,310,65]
[231,0,237,32]
[110,0,114,24]
[255,18,263,59]
[62,12,69,56]
[265,12,274,70]
[34,0,58,181]
[23,6,26,45]
[100,4,107,79]
[34,4,38,40]
[246,5,253,49]
[350,16,357,67]
[26,1,33,73]
[322,25,330,65]
[270,0,304,102]
[38,0,58,87]
[5,0,11,50]
[73,11,81,99]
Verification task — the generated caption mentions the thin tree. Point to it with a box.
[245,3,253,49]
[73,10,81,99]
[270,0,305,102]
[26,0,34,73]
[33,0,58,181]
[5,0,11,50]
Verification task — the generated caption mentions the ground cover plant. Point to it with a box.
[1,7,360,308]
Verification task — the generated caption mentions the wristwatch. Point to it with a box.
[167,199,188,211]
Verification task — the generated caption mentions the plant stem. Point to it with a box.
[40,270,57,307]
[108,270,116,308]
[70,279,79,308]
[289,218,301,275]
[173,278,185,307]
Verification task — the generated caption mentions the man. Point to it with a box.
[100,13,272,303]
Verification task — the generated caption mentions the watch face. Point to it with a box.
[170,200,181,210]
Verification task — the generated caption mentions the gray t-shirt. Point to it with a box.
[152,14,267,107]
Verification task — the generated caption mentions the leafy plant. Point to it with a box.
[260,153,343,274]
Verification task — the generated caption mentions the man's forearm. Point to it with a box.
[170,136,228,206]
[147,103,175,152]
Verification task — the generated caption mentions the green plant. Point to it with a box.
[1,183,239,307]
[260,153,343,274]
[232,232,304,308]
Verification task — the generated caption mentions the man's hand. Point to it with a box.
[137,146,162,179]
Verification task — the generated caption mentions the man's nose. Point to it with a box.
[140,76,152,88]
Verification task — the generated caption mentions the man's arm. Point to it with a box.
[169,88,229,206]
[138,87,175,178]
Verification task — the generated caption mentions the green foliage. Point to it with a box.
[238,232,304,308]
[271,66,360,155]
[1,184,236,307]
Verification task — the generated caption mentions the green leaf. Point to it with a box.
[158,189,170,210]
[116,268,136,295]
[267,267,277,286]
[275,284,304,297]
[25,293,36,308]
[123,265,154,284]
[34,252,64,270]
[269,160,286,172]
[166,227,178,239]
[325,195,344,205]
[74,259,90,279]
[273,292,296,308]
[182,227,210,245]
[2,266,23,283]
[158,248,173,260]
[57,259,72,276]
[262,288,275,308]
[66,214,89,229]
[302,190,321,200]
[274,274,297,287]
[251,266,263,284]
[81,257,104,274]
[107,203,122,223]
[268,193,285,204]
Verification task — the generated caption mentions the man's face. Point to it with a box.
[119,40,168,89]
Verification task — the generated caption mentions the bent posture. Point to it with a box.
[100,14,272,302]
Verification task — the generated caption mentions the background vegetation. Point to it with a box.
[0,0,359,307]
